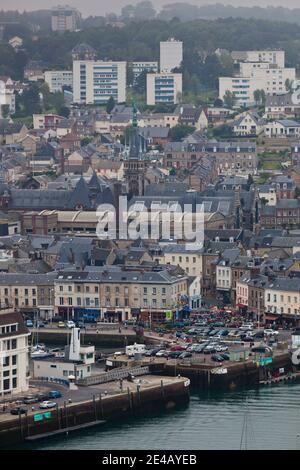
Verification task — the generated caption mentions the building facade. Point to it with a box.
[44,70,73,93]
[73,60,127,105]
[147,73,182,105]
[0,308,30,397]
[51,5,81,32]
[160,39,183,73]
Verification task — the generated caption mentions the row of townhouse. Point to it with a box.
[236,275,300,326]
[54,267,189,323]
[0,273,56,320]
[163,141,257,175]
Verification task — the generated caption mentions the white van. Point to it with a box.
[126,343,146,357]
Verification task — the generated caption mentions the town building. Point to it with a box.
[131,61,158,84]
[264,277,300,325]
[0,79,15,116]
[0,307,30,397]
[160,39,183,73]
[146,73,182,105]
[54,267,188,323]
[51,5,81,32]
[163,141,257,175]
[33,327,94,381]
[220,50,295,107]
[73,60,127,105]
[44,70,73,93]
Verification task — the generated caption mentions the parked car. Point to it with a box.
[264,329,279,336]
[76,321,85,328]
[25,319,33,328]
[215,345,228,352]
[240,323,254,331]
[253,331,265,339]
[39,401,57,409]
[156,350,168,357]
[251,346,272,354]
[167,351,182,359]
[58,321,65,328]
[34,393,48,402]
[23,395,39,404]
[179,352,192,359]
[66,320,75,329]
[10,406,27,415]
[211,354,224,362]
[37,321,46,328]
[170,345,185,351]
[220,353,230,361]
[48,390,62,399]
[203,346,216,354]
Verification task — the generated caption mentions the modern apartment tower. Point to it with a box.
[51,5,81,32]
[160,38,183,73]
[146,73,182,105]
[73,60,127,105]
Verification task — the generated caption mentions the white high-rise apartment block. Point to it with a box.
[219,50,295,107]
[51,5,81,32]
[232,50,285,67]
[160,38,183,73]
[131,61,158,84]
[73,60,127,105]
[0,79,15,116]
[44,70,73,93]
[0,308,30,397]
[147,73,182,105]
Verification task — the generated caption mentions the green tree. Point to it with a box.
[1,104,10,118]
[169,124,196,141]
[285,78,294,93]
[223,90,235,108]
[19,83,42,115]
[253,89,261,106]
[106,96,115,114]
[59,105,70,118]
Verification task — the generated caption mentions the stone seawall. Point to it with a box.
[0,378,190,447]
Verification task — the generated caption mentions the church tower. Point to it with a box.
[123,103,147,198]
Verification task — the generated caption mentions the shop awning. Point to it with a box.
[265,315,279,320]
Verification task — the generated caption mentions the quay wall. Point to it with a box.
[155,353,293,390]
[35,330,138,347]
[0,379,189,447]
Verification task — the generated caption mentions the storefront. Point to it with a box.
[73,307,101,323]
[103,309,123,323]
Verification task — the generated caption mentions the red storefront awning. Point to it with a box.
[265,315,279,320]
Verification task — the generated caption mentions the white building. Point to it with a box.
[232,50,285,67]
[147,72,182,105]
[264,119,300,138]
[160,39,183,73]
[44,70,73,93]
[0,308,30,397]
[33,327,94,381]
[131,61,158,84]
[73,60,127,105]
[0,80,15,116]
[51,5,81,32]
[219,50,295,107]
[264,278,300,319]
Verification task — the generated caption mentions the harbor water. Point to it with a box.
[20,381,300,450]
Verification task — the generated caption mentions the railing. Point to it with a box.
[34,376,70,386]
[77,366,150,386]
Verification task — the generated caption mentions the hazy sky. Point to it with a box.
[2,0,300,17]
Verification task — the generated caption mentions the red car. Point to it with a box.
[170,345,185,351]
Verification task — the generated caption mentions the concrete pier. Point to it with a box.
[0,375,190,447]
